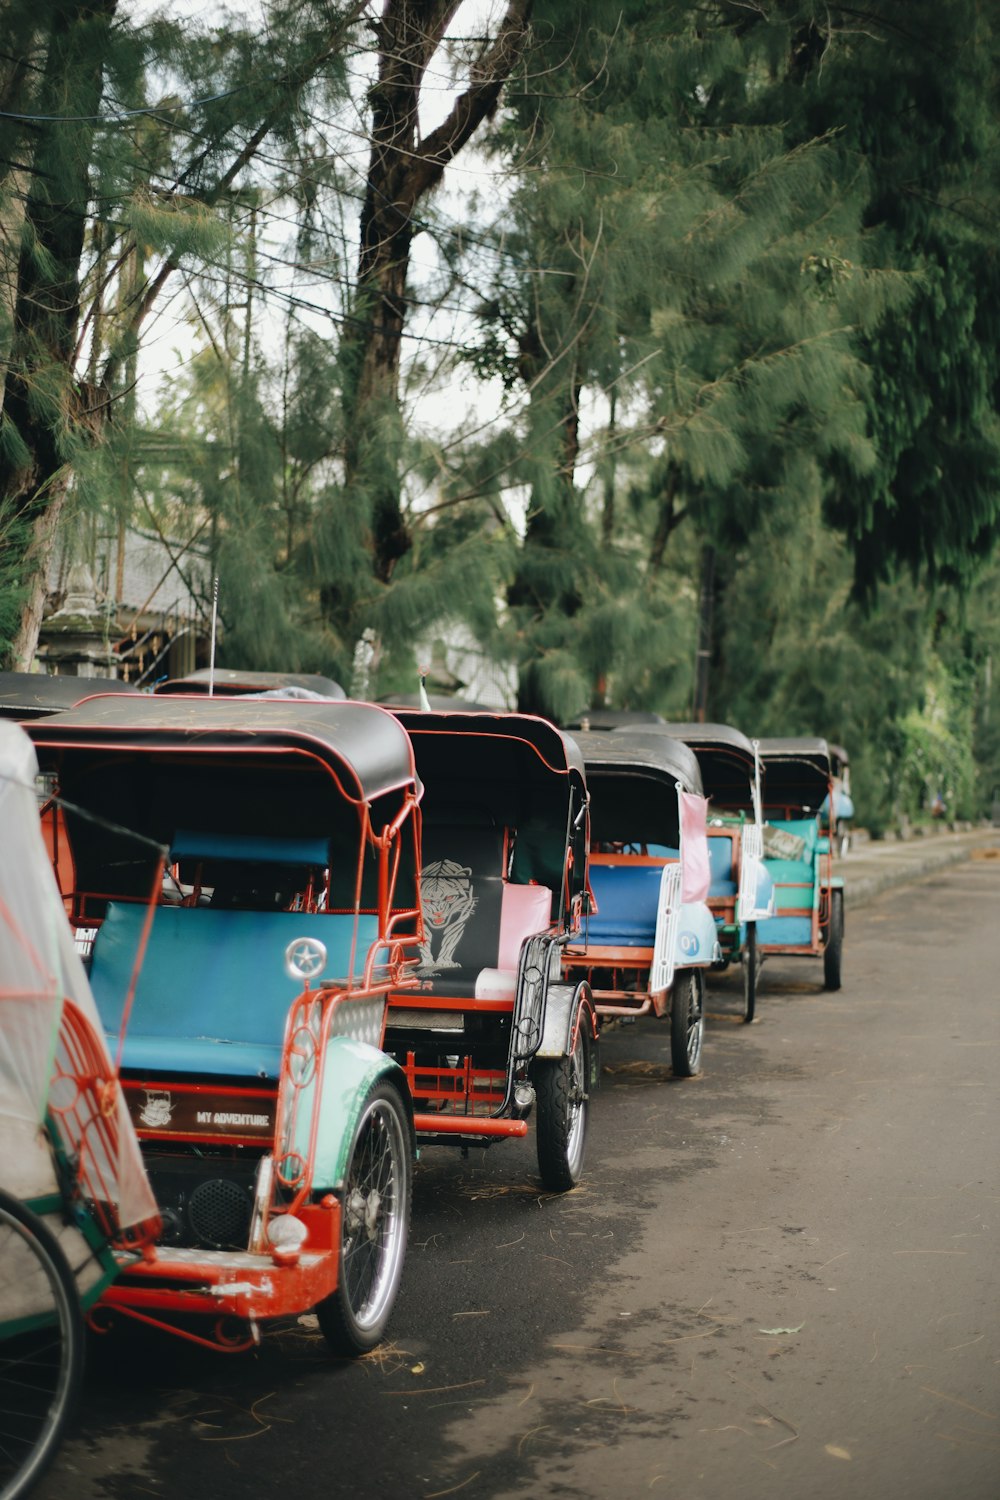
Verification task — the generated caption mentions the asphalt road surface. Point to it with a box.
[40,856,999,1500]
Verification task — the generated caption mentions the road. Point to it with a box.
[41,854,999,1500]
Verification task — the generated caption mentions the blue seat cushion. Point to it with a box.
[763,819,819,901]
[707,834,737,898]
[90,902,378,1079]
[587,864,664,947]
[757,914,814,947]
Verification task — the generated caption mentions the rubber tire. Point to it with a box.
[741,922,760,1024]
[316,1079,413,1357]
[670,969,705,1077]
[0,1189,84,1500]
[823,889,844,991]
[534,1018,590,1193]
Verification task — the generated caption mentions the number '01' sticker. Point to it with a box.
[679,931,700,956]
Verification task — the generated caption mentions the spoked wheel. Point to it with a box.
[316,1079,413,1357]
[534,1017,591,1193]
[741,922,762,1024]
[0,1189,84,1500]
[670,969,705,1077]
[823,889,844,991]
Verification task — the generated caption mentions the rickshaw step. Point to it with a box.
[116,1246,326,1279]
[411,1113,528,1138]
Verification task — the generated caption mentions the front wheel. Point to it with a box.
[670,969,705,1077]
[534,1018,590,1193]
[741,923,761,1024]
[0,1189,85,1500]
[823,890,844,991]
[316,1079,413,1357]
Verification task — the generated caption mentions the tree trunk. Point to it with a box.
[692,543,716,722]
[0,0,117,669]
[332,0,532,634]
[9,475,71,668]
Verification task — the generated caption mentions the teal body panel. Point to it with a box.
[295,1037,408,1193]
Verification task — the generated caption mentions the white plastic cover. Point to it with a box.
[650,861,682,1000]
[0,720,156,1228]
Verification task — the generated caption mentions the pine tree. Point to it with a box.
[0,0,370,668]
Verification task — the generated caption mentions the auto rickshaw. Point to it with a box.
[648,723,774,1022]
[824,744,855,856]
[25,694,423,1356]
[562,729,719,1076]
[0,718,159,1500]
[0,669,138,721]
[754,737,844,990]
[382,710,599,1193]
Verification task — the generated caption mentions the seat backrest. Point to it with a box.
[706,831,737,896]
[762,817,820,886]
[587,860,664,946]
[497,882,552,968]
[89,902,378,1078]
[417,823,505,974]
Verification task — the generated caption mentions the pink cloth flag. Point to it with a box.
[680,791,710,902]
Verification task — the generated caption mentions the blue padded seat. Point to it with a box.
[759,818,818,947]
[90,902,378,1079]
[756,914,814,946]
[763,818,819,889]
[707,834,737,898]
[587,863,665,947]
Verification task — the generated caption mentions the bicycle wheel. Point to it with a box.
[0,1189,84,1500]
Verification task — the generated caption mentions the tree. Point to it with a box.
[467,0,891,717]
[318,0,533,656]
[0,0,370,669]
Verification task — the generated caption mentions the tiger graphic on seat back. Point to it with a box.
[418,858,477,971]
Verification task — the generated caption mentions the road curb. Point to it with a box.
[842,838,995,910]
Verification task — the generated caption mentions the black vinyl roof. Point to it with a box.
[393,710,586,783]
[635,721,757,803]
[651,721,755,760]
[26,694,417,803]
[155,669,346,699]
[757,737,831,808]
[573,728,704,794]
[0,671,139,720]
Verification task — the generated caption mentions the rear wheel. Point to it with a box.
[316,1079,412,1357]
[670,970,704,1077]
[741,923,761,1024]
[0,1190,84,1500]
[823,890,844,991]
[535,1018,590,1192]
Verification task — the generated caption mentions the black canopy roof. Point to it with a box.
[392,711,587,903]
[155,669,346,699]
[573,728,703,794]
[572,730,702,851]
[394,710,586,785]
[27,693,416,803]
[757,737,831,811]
[635,721,757,805]
[0,671,138,720]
